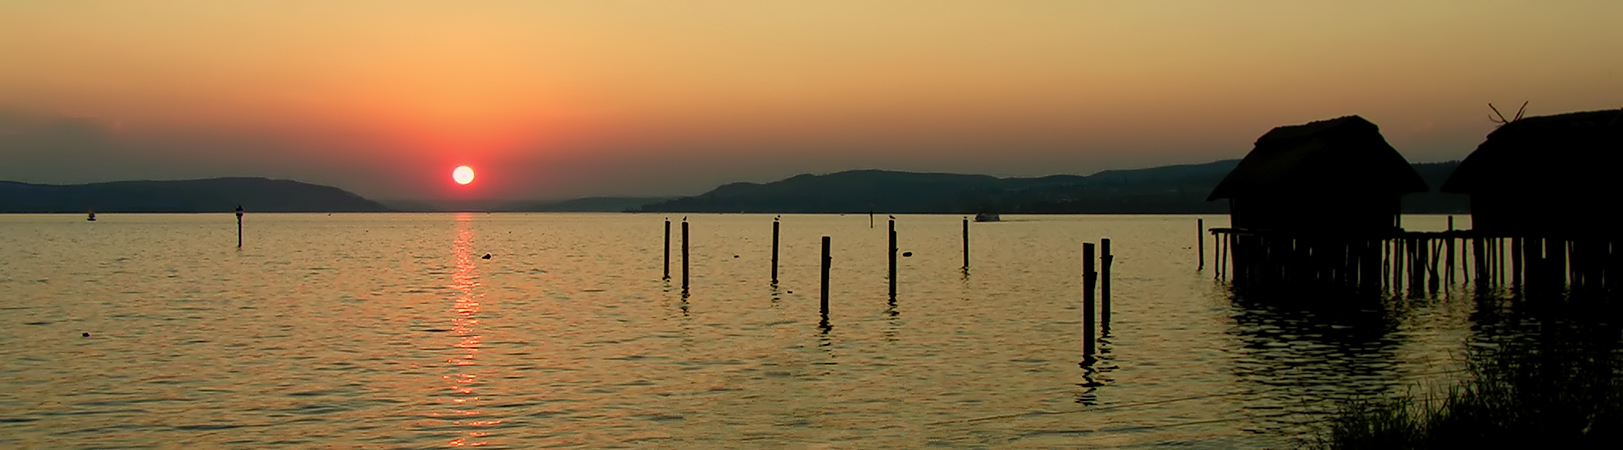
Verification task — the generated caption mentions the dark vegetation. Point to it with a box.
[0,177,390,213]
[1308,297,1623,449]
[640,160,1468,214]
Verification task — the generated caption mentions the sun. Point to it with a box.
[452,166,475,185]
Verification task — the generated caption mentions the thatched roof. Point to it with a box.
[1441,109,1623,195]
[1208,115,1427,201]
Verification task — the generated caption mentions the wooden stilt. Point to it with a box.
[1082,243,1096,362]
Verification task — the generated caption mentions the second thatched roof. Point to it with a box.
[1441,108,1623,195]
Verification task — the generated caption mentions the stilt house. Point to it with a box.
[1208,115,1428,234]
[1441,109,1623,237]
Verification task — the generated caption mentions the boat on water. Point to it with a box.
[974,212,1000,222]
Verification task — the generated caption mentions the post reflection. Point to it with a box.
[443,213,493,447]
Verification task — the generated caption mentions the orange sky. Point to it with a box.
[2,1,1620,201]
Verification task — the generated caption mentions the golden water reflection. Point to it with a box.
[444,213,490,447]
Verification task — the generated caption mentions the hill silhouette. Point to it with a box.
[639,160,1467,214]
[0,160,1469,214]
[497,196,677,212]
[0,177,390,213]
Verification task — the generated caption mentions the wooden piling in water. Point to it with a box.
[1082,243,1097,361]
[1512,237,1523,290]
[1446,217,1456,285]
[1472,236,1486,290]
[1383,239,1392,293]
[1212,232,1221,278]
[771,219,780,284]
[1423,238,1434,294]
[1398,239,1406,293]
[962,218,970,269]
[888,218,897,299]
[235,205,244,249]
[820,236,831,317]
[1101,238,1112,329]
[1407,238,1416,293]
[1497,238,1506,287]
[1462,234,1471,285]
[663,219,671,280]
[681,220,690,292]
[1427,238,1441,294]
[1198,219,1205,270]
[1222,232,1232,281]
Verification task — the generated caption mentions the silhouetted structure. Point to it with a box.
[1442,109,1623,236]
[1209,115,1427,233]
[1206,111,1621,297]
[1442,109,1623,294]
[1208,116,1432,293]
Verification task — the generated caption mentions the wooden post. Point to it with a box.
[1512,237,1522,290]
[1550,237,1568,290]
[1462,233,1471,285]
[1082,243,1097,361]
[1213,231,1221,278]
[962,218,970,269]
[1417,238,1429,294]
[663,219,671,280]
[1497,238,1506,287]
[1101,238,1112,329]
[820,236,831,317]
[1393,238,1402,293]
[235,205,244,249]
[888,218,897,299]
[1426,238,1439,294]
[681,220,690,292]
[1198,219,1205,270]
[771,219,780,284]
[1446,217,1456,285]
[1472,237,1486,289]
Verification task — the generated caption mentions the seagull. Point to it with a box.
[889,215,895,220]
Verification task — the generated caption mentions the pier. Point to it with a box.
[1210,227,1618,296]
[1208,109,1622,298]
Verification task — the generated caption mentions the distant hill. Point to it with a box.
[1405,161,1471,214]
[498,197,676,212]
[639,160,1467,214]
[0,178,391,213]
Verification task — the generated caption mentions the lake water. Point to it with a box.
[0,213,1539,448]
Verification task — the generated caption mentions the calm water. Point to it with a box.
[0,213,1522,448]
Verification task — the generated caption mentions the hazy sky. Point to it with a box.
[3,1,1620,201]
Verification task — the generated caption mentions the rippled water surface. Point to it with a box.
[0,213,1500,448]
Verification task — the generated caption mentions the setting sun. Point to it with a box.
[452,166,475,185]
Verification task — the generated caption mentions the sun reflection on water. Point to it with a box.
[444,213,490,447]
